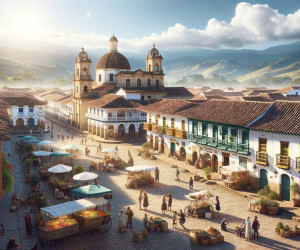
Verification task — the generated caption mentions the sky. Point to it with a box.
[0,0,300,52]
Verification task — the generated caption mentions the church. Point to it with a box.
[72,35,193,138]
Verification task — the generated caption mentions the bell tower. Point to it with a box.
[145,44,163,74]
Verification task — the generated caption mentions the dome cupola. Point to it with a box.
[147,44,162,59]
[76,47,90,62]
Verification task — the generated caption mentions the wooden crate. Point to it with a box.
[38,223,80,241]
[149,223,156,232]
[161,222,168,232]
[209,236,218,245]
[133,232,143,243]
[201,237,210,246]
[190,230,201,245]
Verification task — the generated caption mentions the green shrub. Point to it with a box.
[259,197,279,207]
[268,191,280,201]
[24,158,33,168]
[25,144,33,152]
[257,185,270,197]
[142,141,151,149]
[290,183,300,196]
[203,167,212,176]
[186,159,192,164]
[73,165,84,175]
[276,222,284,229]
[2,165,14,193]
[283,225,290,232]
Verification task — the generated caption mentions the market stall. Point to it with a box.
[190,227,224,246]
[50,151,73,165]
[96,155,127,172]
[39,197,111,247]
[60,145,78,156]
[184,190,214,218]
[125,165,155,188]
[71,184,112,199]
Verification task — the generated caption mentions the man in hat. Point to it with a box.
[24,211,32,236]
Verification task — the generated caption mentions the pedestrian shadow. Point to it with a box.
[248,235,300,250]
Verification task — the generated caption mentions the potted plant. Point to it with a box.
[186,159,192,165]
[258,198,268,214]
[267,200,279,215]
[24,158,33,174]
[30,174,40,192]
[229,135,234,142]
[290,183,300,207]
[275,222,283,235]
[282,225,290,238]
[203,167,212,180]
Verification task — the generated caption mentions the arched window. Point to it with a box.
[126,79,130,87]
[109,73,114,82]
[137,79,141,87]
[84,86,88,93]
[83,67,87,75]
[99,74,101,82]
[155,80,159,88]
[155,63,159,72]
[147,79,151,87]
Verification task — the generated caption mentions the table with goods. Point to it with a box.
[38,197,111,247]
[125,166,155,188]
[48,176,79,193]
[190,227,224,246]
[148,217,168,232]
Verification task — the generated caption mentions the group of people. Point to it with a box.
[161,194,172,214]
[138,190,149,210]
[118,207,134,230]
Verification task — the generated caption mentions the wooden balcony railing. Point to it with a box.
[152,125,159,133]
[143,123,152,131]
[256,151,268,166]
[276,154,290,169]
[296,157,300,171]
[175,129,186,139]
[158,126,166,134]
[166,128,175,136]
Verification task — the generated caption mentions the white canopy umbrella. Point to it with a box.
[33,151,52,157]
[126,165,156,172]
[38,140,54,146]
[185,190,214,200]
[220,165,247,175]
[48,164,72,173]
[61,145,78,150]
[101,148,118,153]
[73,172,98,181]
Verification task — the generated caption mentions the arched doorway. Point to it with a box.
[154,136,159,151]
[107,125,114,139]
[118,124,125,137]
[281,174,290,201]
[150,135,153,148]
[203,153,212,168]
[139,123,145,135]
[211,154,218,172]
[27,118,35,128]
[179,147,186,161]
[260,169,268,190]
[192,152,198,165]
[129,124,135,136]
[160,137,164,153]
[16,118,24,128]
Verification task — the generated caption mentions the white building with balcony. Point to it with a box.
[85,94,148,139]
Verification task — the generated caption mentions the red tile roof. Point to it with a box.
[177,100,272,127]
[165,87,194,97]
[0,94,47,106]
[276,86,300,94]
[248,101,300,135]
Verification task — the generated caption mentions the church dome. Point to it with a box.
[96,51,131,70]
[147,44,162,59]
[76,47,90,62]
[109,35,118,42]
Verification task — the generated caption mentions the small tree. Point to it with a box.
[73,165,84,175]
[142,141,151,149]
[203,167,212,177]
[290,183,300,198]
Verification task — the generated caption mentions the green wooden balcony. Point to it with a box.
[207,137,217,146]
[197,134,207,144]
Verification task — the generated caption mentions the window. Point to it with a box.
[137,79,141,87]
[155,63,159,72]
[148,115,152,123]
[83,67,87,75]
[148,64,151,71]
[163,117,166,127]
[181,120,185,131]
[94,108,96,114]
[202,123,207,135]
[29,106,34,113]
[18,107,24,113]
[108,112,113,118]
[97,109,99,116]
[109,73,114,82]
[241,129,249,144]
[239,157,247,168]
[76,69,79,77]
[141,96,144,100]
[155,115,159,125]
[155,80,159,88]
[101,110,103,117]
[280,141,289,156]
[99,74,102,82]
[171,118,175,129]
[126,79,130,87]
[258,138,267,152]
[148,96,151,99]
[84,86,88,93]
[147,79,151,87]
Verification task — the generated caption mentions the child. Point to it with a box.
[173,211,177,229]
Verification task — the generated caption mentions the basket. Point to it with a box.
[161,222,168,232]
[133,232,143,243]
[156,226,161,232]
[289,231,297,237]
[217,234,224,243]
[209,236,218,245]
[150,223,156,232]
[190,230,201,245]
[201,237,210,246]
[78,215,105,232]
[142,228,148,238]
[118,226,126,233]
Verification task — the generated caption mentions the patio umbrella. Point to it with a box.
[48,164,72,173]
[126,165,156,172]
[101,148,118,153]
[38,140,54,146]
[20,135,35,140]
[26,139,40,144]
[61,145,77,150]
[51,151,73,157]
[73,172,98,181]
[220,165,247,175]
[33,151,52,156]
[71,184,112,198]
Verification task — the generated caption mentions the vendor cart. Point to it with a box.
[125,165,155,188]
[184,190,214,217]
[39,197,111,247]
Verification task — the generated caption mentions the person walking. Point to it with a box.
[118,210,126,233]
[245,216,252,241]
[155,167,160,183]
[143,192,149,210]
[179,209,186,230]
[125,207,134,228]
[99,144,102,154]
[252,216,260,240]
[172,211,177,229]
[221,218,228,231]
[161,195,167,214]
[24,211,32,236]
[138,190,143,210]
[167,194,172,211]
[115,146,118,151]
[176,168,180,181]
[215,196,220,218]
[143,214,149,231]
[57,130,60,139]
[189,177,193,189]
[85,138,87,145]
[0,223,5,247]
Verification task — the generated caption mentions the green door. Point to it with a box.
[281,174,290,201]
[171,142,176,155]
[260,169,268,190]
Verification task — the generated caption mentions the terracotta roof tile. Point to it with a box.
[249,101,300,135]
[177,100,272,127]
[165,87,194,97]
[85,94,139,109]
[0,94,47,106]
[276,86,300,94]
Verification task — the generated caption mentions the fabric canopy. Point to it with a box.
[73,172,98,181]
[51,151,73,157]
[61,145,77,150]
[38,140,54,146]
[185,190,214,200]
[26,139,40,144]
[33,151,52,157]
[220,165,247,175]
[71,184,112,198]
[126,165,156,172]
[40,197,108,218]
[20,135,35,140]
[48,164,72,173]
[101,148,118,153]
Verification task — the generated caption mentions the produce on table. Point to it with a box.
[127,171,155,188]
[77,209,107,218]
[43,216,78,231]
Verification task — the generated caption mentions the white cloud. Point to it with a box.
[86,11,92,20]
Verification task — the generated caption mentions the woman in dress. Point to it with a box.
[143,192,149,210]
[245,216,252,240]
[161,195,167,214]
[167,194,172,211]
[118,210,126,233]
[215,196,220,218]
[138,190,143,210]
